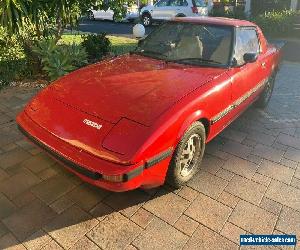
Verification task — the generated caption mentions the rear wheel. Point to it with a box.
[167,122,206,188]
[256,72,277,108]
[88,11,95,20]
[142,13,152,27]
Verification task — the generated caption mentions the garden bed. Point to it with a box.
[0,33,137,90]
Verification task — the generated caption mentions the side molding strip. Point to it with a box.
[145,148,173,169]
[211,79,267,125]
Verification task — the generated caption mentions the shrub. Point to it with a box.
[253,10,300,37]
[210,5,247,20]
[0,27,30,88]
[33,39,88,81]
[81,33,112,62]
[251,0,291,16]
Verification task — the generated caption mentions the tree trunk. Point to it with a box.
[56,15,63,43]
[55,6,64,43]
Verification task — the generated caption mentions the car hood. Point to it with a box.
[49,54,227,126]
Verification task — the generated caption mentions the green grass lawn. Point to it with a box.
[61,32,137,55]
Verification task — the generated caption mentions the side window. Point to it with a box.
[234,28,260,66]
[169,0,187,6]
[156,0,169,7]
[192,0,207,7]
[169,0,179,6]
[181,0,188,6]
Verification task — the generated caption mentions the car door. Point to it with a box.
[152,0,171,20]
[227,27,267,117]
[106,8,114,20]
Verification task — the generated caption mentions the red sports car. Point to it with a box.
[17,17,281,192]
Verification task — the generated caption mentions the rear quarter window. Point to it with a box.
[192,0,207,7]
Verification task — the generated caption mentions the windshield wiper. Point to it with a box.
[168,58,222,65]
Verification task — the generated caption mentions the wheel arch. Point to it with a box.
[198,117,210,137]
[141,11,151,17]
[177,110,211,143]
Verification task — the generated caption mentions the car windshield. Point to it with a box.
[134,22,233,67]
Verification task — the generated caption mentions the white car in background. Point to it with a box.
[140,0,212,26]
[88,5,139,22]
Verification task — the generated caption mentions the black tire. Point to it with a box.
[176,14,186,17]
[142,13,152,27]
[256,72,277,109]
[167,121,206,188]
[88,11,95,21]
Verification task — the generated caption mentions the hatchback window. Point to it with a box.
[135,22,233,67]
[170,0,188,6]
[192,0,207,7]
[234,28,260,66]
[156,0,170,7]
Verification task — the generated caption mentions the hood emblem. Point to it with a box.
[83,119,102,130]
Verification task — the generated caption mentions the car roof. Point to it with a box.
[173,16,257,27]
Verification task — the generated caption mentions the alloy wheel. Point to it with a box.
[143,16,150,26]
[88,12,94,20]
[179,134,201,177]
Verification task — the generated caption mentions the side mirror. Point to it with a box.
[133,24,145,39]
[243,53,258,63]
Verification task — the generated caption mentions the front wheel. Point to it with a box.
[256,72,277,108]
[141,13,152,27]
[167,122,206,188]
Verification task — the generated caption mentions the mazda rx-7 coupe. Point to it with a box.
[17,17,281,192]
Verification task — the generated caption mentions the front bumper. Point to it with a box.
[17,112,172,192]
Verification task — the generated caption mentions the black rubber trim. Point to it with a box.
[123,165,144,182]
[145,148,173,169]
[18,125,173,182]
[18,125,102,180]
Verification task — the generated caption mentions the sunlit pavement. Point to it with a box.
[0,61,300,249]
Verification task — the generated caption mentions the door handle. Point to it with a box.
[261,62,266,69]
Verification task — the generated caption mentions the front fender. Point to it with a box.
[177,110,211,143]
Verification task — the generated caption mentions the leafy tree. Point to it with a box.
[0,0,29,33]
[0,0,137,40]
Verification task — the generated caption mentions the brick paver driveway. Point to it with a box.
[0,62,300,250]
